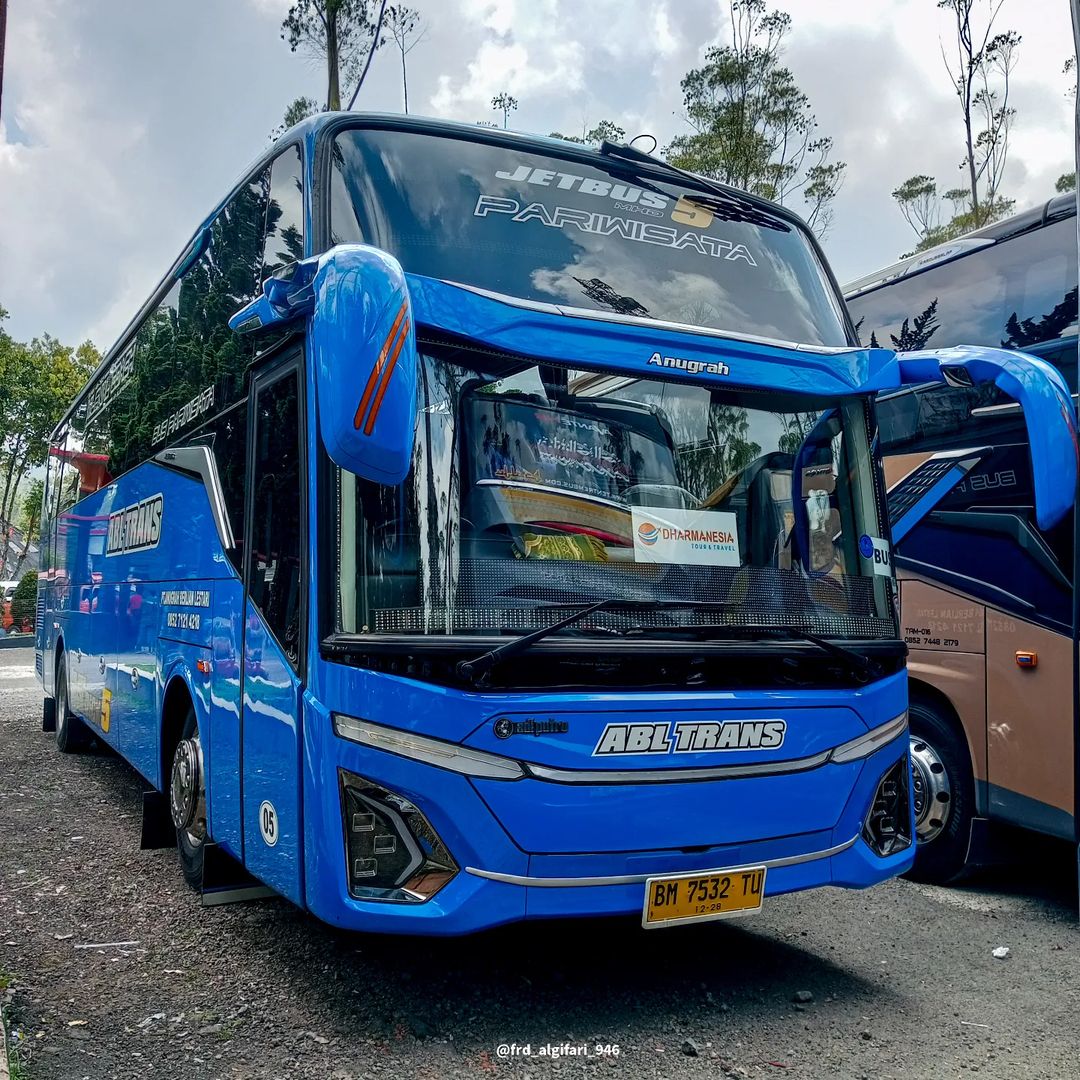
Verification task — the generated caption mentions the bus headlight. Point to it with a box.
[339,770,458,902]
[862,757,912,857]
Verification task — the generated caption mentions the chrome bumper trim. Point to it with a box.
[464,834,859,888]
[524,749,832,785]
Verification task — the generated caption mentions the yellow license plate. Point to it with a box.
[642,865,767,928]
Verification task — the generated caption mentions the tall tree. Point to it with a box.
[282,0,381,111]
[384,6,426,114]
[0,326,98,539]
[940,0,1018,224]
[665,1,845,238]
[893,1,1019,253]
[491,92,518,129]
[11,476,44,576]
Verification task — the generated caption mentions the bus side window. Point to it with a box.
[248,370,303,668]
[190,403,248,574]
[262,144,305,280]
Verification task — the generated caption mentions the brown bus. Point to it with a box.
[846,194,1078,882]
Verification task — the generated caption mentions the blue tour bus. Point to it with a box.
[34,114,1078,934]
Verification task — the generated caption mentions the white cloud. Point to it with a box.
[0,0,1074,351]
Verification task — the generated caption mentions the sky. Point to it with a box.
[0,0,1075,352]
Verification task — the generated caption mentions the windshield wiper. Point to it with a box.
[687,624,884,679]
[455,599,733,683]
[597,141,790,233]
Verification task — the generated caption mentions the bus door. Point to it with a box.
[240,357,306,905]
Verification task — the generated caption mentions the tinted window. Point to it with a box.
[329,127,849,347]
[72,167,273,483]
[849,216,1078,381]
[190,402,248,573]
[262,145,305,280]
[249,370,303,667]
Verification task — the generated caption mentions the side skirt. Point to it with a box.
[200,843,276,907]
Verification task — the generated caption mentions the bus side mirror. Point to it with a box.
[310,245,419,486]
[228,260,319,334]
[896,346,1078,530]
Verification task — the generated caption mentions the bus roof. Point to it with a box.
[844,192,1076,300]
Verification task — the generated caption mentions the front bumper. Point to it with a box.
[302,698,914,935]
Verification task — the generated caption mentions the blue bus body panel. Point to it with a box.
[209,581,245,858]
[299,662,912,933]
[42,461,245,840]
[241,602,305,906]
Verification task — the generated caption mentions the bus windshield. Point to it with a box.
[337,348,895,640]
[327,126,849,348]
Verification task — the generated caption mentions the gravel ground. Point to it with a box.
[1,646,1079,1080]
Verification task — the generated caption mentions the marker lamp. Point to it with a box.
[862,756,913,857]
[339,770,458,903]
[333,713,524,780]
[830,712,908,764]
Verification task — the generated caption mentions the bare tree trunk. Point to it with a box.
[952,0,980,220]
[0,439,23,532]
[326,14,341,110]
[401,44,408,113]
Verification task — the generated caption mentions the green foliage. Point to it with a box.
[271,96,320,142]
[0,315,98,538]
[665,0,845,236]
[893,175,1015,254]
[281,0,381,110]
[549,120,626,147]
[18,477,44,544]
[10,571,36,630]
[1056,172,1076,194]
[491,92,518,128]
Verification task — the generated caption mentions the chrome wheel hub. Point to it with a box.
[170,736,206,841]
[910,735,951,843]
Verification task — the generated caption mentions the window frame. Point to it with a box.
[244,349,309,679]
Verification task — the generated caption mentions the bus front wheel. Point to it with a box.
[169,705,207,890]
[55,658,90,753]
[905,698,973,884]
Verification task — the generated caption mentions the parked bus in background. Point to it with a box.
[34,115,1076,933]
[846,193,1079,882]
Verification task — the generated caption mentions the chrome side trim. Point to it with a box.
[152,445,235,551]
[464,835,860,888]
[524,749,832,785]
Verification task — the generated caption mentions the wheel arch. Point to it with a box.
[160,672,198,793]
[907,676,983,817]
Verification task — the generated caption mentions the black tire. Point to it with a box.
[171,705,207,890]
[54,657,90,753]
[905,697,974,884]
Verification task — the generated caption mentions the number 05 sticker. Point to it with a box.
[259,801,279,847]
